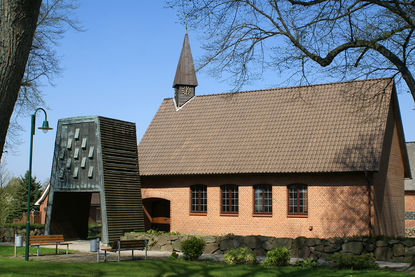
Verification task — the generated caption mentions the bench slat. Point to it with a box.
[101,239,148,262]
[110,240,146,250]
[30,235,64,238]
[29,234,66,245]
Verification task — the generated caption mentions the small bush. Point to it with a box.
[263,247,290,266]
[327,253,378,270]
[180,236,205,260]
[294,258,317,268]
[223,247,257,265]
[168,251,179,261]
[169,251,179,259]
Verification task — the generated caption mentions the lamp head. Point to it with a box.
[39,120,53,133]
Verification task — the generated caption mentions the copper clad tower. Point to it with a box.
[173,32,198,107]
[45,116,145,244]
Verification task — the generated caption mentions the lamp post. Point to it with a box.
[25,108,52,262]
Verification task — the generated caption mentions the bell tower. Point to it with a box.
[173,31,198,108]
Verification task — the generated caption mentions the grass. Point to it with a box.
[0,257,413,277]
[0,246,412,276]
[0,245,72,257]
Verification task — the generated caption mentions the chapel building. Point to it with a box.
[137,33,411,238]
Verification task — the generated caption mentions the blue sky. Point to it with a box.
[2,1,415,183]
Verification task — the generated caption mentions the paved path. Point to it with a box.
[28,240,172,263]
[5,240,413,271]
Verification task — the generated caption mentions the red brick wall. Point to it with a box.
[405,193,415,228]
[39,195,48,224]
[405,193,415,211]
[141,173,371,238]
[386,122,405,235]
[372,104,405,236]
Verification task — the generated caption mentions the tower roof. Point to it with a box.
[173,32,198,88]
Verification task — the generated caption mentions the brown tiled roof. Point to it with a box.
[138,78,394,175]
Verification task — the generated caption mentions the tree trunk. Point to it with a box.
[0,0,42,161]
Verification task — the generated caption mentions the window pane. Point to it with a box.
[201,186,207,212]
[255,187,263,212]
[288,185,307,215]
[254,185,272,213]
[234,186,238,212]
[191,185,207,212]
[289,187,297,213]
[222,185,238,213]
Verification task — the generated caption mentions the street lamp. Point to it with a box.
[25,108,52,261]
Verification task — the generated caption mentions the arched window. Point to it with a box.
[190,185,207,213]
[287,184,308,216]
[253,185,272,214]
[221,185,238,214]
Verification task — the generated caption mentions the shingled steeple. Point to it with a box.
[173,31,198,108]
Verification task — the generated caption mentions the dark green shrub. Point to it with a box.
[223,247,257,265]
[294,258,317,268]
[168,251,179,260]
[1,223,44,230]
[263,247,290,266]
[180,236,205,260]
[327,253,378,270]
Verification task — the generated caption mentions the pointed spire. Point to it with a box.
[173,32,198,88]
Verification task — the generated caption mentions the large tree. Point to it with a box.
[168,0,415,101]
[0,0,80,160]
[0,0,42,161]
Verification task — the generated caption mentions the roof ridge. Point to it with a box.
[162,77,393,101]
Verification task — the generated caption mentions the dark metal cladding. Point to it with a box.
[172,32,198,88]
[45,116,144,244]
[98,116,145,243]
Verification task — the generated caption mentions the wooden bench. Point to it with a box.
[101,239,148,262]
[29,234,71,256]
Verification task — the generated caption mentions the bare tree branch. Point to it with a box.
[1,0,81,155]
[167,0,415,102]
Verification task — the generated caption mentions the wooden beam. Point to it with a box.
[142,206,152,223]
[152,217,170,224]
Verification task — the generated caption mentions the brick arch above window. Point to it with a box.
[141,190,173,201]
[287,184,308,217]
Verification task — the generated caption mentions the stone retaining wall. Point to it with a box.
[123,233,415,262]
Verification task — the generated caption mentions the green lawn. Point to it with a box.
[0,245,72,257]
[0,257,413,277]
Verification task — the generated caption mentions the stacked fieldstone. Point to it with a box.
[124,232,415,262]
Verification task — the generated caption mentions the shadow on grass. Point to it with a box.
[0,257,409,277]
